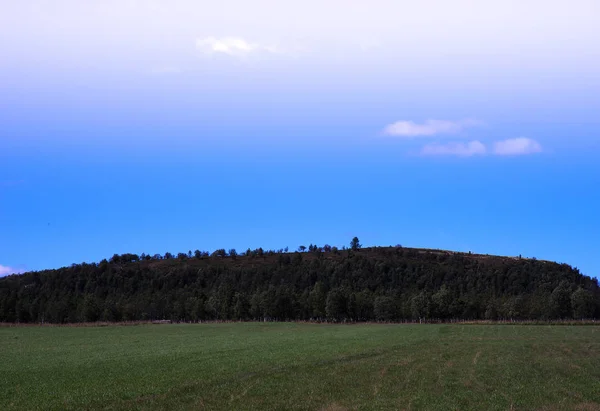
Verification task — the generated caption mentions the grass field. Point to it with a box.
[1,323,599,410]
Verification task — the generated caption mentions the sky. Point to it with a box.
[1,0,599,279]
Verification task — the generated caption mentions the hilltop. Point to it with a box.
[1,242,598,323]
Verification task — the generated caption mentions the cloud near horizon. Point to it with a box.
[493,138,543,156]
[383,119,481,138]
[421,141,487,157]
[382,119,543,158]
[420,138,543,157]
[196,37,281,57]
[0,265,24,277]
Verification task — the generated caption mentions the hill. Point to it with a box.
[1,244,598,323]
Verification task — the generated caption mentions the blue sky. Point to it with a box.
[1,0,599,278]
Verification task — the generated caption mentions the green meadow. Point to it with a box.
[1,323,599,410]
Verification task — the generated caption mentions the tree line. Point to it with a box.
[1,238,598,323]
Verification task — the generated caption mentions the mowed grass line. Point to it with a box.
[0,324,599,410]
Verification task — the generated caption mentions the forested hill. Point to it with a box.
[1,243,599,323]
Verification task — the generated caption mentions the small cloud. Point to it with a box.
[0,265,24,277]
[383,119,481,138]
[196,37,281,57]
[493,138,542,156]
[421,141,487,157]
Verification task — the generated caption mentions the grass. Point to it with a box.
[1,323,599,410]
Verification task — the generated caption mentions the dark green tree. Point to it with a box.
[571,288,595,319]
[308,282,327,319]
[326,288,347,321]
[82,295,100,322]
[233,293,249,320]
[373,296,395,321]
[431,285,453,319]
[411,291,429,321]
[550,281,572,319]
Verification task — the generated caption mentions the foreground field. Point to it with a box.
[1,323,599,410]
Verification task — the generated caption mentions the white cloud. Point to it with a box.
[421,141,487,157]
[383,119,481,138]
[418,138,543,158]
[0,265,24,277]
[493,138,543,156]
[196,37,280,57]
[3,1,599,83]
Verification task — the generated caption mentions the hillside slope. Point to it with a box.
[1,246,598,323]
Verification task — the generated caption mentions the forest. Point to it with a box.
[1,238,598,323]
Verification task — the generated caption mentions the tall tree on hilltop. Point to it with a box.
[350,237,361,251]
